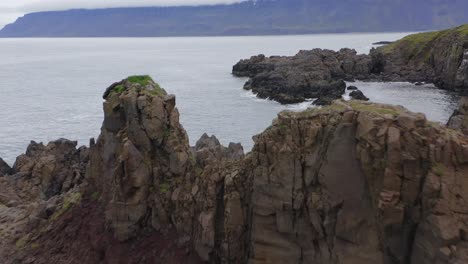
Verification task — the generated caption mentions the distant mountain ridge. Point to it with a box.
[2,0,468,37]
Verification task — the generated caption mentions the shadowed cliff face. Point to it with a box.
[1,77,468,263]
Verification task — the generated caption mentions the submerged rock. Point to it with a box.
[347,85,358,90]
[349,89,370,101]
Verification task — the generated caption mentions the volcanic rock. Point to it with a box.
[234,24,468,105]
[349,90,370,101]
[233,48,372,104]
[448,97,468,135]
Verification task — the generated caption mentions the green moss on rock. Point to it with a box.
[113,84,125,93]
[51,192,82,221]
[381,24,468,58]
[348,101,400,116]
[127,75,153,86]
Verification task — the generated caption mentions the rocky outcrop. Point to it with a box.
[448,97,468,135]
[193,133,244,167]
[12,139,88,199]
[370,24,468,93]
[349,90,369,101]
[234,24,468,105]
[87,77,247,262]
[2,77,468,263]
[0,139,88,263]
[233,49,375,104]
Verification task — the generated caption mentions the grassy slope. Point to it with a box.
[381,24,468,60]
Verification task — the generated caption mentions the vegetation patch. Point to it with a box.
[15,234,31,249]
[348,101,399,116]
[455,24,468,36]
[433,163,446,177]
[381,24,468,59]
[31,242,40,249]
[51,192,82,221]
[164,127,172,138]
[159,183,170,194]
[113,84,126,93]
[127,75,153,86]
[91,191,100,201]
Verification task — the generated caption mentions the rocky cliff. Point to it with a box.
[372,24,468,93]
[448,97,468,135]
[233,24,468,105]
[1,77,468,263]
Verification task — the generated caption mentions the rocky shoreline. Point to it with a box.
[1,76,468,263]
[233,24,468,105]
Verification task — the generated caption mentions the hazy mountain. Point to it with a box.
[1,0,468,37]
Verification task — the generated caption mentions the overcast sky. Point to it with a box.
[0,0,247,28]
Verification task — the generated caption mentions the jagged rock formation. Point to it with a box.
[193,133,244,167]
[448,97,468,135]
[0,139,88,262]
[1,77,468,263]
[233,24,468,105]
[233,49,374,104]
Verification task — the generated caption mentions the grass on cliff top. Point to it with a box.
[381,24,468,56]
[128,75,153,86]
[127,75,167,96]
[348,101,400,116]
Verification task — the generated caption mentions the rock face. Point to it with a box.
[0,139,89,263]
[242,101,468,263]
[234,24,468,105]
[448,97,468,135]
[2,77,468,264]
[233,49,375,104]
[13,139,88,199]
[370,24,468,93]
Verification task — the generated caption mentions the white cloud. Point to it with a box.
[0,0,248,28]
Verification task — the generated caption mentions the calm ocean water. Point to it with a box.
[0,33,459,164]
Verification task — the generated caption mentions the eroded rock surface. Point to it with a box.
[448,97,468,135]
[2,77,468,264]
[233,24,468,105]
[233,49,374,104]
